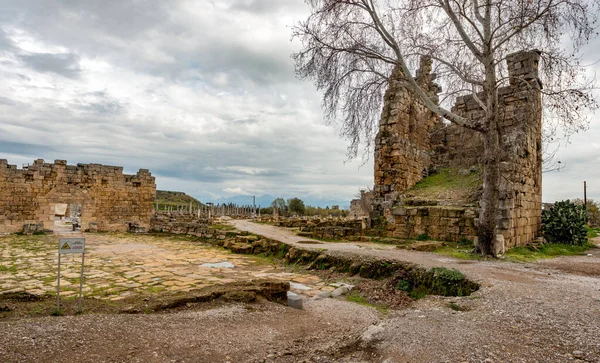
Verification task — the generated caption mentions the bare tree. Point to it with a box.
[293,0,599,256]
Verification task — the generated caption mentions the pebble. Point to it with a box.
[360,324,385,345]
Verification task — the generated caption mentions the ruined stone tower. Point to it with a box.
[373,50,543,250]
[373,56,440,200]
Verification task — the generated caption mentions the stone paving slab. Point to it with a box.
[0,233,338,300]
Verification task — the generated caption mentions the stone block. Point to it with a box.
[287,291,303,309]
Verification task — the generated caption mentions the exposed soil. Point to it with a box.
[0,298,385,363]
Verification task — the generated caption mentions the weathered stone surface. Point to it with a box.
[0,159,156,233]
[373,50,542,248]
[150,213,211,237]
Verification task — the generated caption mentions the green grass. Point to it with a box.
[504,243,594,262]
[435,240,594,262]
[587,226,599,239]
[447,302,470,312]
[0,264,17,273]
[346,291,389,314]
[434,245,482,260]
[50,308,64,316]
[412,168,481,191]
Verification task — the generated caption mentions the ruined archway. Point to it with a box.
[42,185,95,233]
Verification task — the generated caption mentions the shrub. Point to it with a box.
[416,233,429,241]
[542,200,588,245]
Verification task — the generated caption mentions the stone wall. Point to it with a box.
[0,159,156,233]
[150,212,212,237]
[373,50,543,249]
[390,206,478,242]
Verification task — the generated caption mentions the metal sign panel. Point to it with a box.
[59,238,85,254]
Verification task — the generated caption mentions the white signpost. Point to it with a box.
[57,238,86,312]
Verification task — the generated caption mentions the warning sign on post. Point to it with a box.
[59,238,85,254]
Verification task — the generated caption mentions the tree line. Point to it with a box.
[259,197,348,218]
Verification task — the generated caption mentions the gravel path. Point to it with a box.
[0,299,382,362]
[230,220,600,362]
[1,222,599,362]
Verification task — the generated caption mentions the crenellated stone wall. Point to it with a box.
[373,50,543,249]
[0,159,156,233]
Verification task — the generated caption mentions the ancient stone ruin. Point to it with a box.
[372,50,543,251]
[0,159,156,233]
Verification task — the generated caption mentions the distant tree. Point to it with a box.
[260,207,274,215]
[271,198,287,215]
[288,197,306,215]
[575,199,600,227]
[293,0,599,256]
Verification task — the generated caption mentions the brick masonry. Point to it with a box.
[374,50,543,248]
[0,159,156,233]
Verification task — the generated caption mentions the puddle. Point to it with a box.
[290,282,312,290]
[201,262,235,268]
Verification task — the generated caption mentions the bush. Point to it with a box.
[542,200,588,245]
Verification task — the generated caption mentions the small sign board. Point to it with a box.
[57,237,86,312]
[59,238,85,254]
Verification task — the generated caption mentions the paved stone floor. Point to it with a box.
[0,233,335,301]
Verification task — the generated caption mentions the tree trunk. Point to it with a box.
[479,3,500,257]
[478,117,501,256]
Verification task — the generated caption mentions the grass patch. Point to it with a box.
[412,168,481,193]
[41,276,56,285]
[447,302,470,312]
[50,308,64,316]
[434,244,482,260]
[416,233,430,241]
[436,242,594,262]
[587,227,599,239]
[346,291,389,314]
[505,243,594,262]
[0,264,17,273]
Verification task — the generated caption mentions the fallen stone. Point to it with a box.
[287,291,303,309]
[290,282,312,291]
[230,243,253,254]
[359,324,385,345]
[331,286,351,297]
[312,291,332,300]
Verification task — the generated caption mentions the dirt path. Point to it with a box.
[230,220,600,362]
[1,225,599,362]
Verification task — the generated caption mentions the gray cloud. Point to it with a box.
[17,52,81,78]
[2,0,596,206]
[0,140,56,158]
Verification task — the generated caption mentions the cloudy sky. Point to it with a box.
[0,0,598,206]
